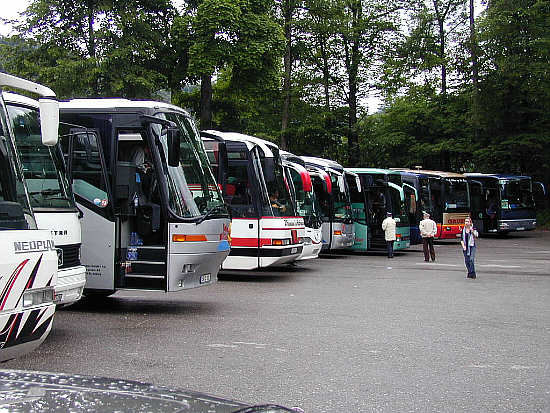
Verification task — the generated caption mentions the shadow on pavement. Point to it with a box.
[63,295,220,316]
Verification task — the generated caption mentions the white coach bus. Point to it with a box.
[202,131,305,270]
[0,72,58,360]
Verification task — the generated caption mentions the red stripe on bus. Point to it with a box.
[0,259,29,311]
[230,237,272,247]
[262,227,305,230]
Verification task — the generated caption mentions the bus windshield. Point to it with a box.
[500,178,534,209]
[443,179,469,211]
[330,172,352,222]
[262,155,296,217]
[7,104,75,210]
[157,113,227,218]
[389,186,409,225]
[288,167,321,228]
[311,174,330,222]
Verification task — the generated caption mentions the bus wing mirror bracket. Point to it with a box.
[167,128,181,167]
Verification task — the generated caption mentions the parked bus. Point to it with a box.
[59,99,230,296]
[281,152,323,260]
[0,72,58,360]
[201,131,305,270]
[465,174,537,234]
[302,157,354,251]
[395,169,470,239]
[346,168,410,251]
[5,92,85,306]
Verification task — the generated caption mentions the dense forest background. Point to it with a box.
[1,0,549,184]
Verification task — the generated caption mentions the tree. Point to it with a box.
[1,0,184,99]
[188,0,284,129]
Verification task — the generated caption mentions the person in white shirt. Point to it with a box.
[381,211,396,258]
[419,211,437,262]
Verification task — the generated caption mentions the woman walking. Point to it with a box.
[461,217,479,279]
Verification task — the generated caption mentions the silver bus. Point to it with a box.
[59,99,230,296]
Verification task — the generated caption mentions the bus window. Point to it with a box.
[70,133,110,208]
[226,149,257,218]
[8,104,74,209]
[262,156,295,217]
[443,179,469,210]
[501,179,534,209]
[312,175,330,222]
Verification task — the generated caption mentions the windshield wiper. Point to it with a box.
[195,204,229,225]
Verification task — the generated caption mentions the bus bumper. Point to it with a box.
[167,248,229,291]
[55,265,86,306]
[298,241,322,260]
[499,219,536,232]
[259,245,303,267]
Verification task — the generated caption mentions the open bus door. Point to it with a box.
[63,129,116,293]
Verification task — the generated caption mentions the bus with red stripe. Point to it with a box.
[302,157,355,251]
[394,169,471,239]
[202,131,305,270]
[0,73,59,361]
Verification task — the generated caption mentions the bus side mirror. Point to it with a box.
[38,98,59,146]
[167,128,181,167]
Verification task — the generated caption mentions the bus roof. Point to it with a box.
[201,130,278,158]
[464,173,531,180]
[346,167,401,176]
[301,156,344,173]
[391,168,466,179]
[60,98,190,115]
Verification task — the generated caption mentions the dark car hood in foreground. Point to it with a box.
[0,370,302,412]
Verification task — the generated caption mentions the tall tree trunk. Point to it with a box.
[281,0,293,151]
[86,0,99,95]
[347,1,361,167]
[438,19,447,96]
[200,74,213,130]
[469,0,480,138]
[319,38,330,111]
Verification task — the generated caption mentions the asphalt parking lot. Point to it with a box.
[5,231,550,412]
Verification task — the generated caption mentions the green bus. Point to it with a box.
[345,168,410,251]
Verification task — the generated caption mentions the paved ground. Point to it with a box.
[5,231,550,412]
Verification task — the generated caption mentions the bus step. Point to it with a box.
[124,246,166,262]
[124,274,164,279]
[125,261,166,275]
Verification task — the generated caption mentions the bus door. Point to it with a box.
[403,182,420,244]
[64,130,116,292]
[468,179,485,233]
[346,172,368,251]
[310,169,332,250]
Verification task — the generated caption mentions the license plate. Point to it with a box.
[516,227,524,231]
[291,247,298,254]
[200,273,211,284]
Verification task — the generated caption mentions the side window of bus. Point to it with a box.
[69,133,109,207]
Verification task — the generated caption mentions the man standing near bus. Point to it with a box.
[382,211,396,258]
[419,211,437,262]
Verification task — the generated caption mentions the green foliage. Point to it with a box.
[1,0,184,98]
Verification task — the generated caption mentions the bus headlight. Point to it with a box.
[23,287,55,308]
[272,239,291,246]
